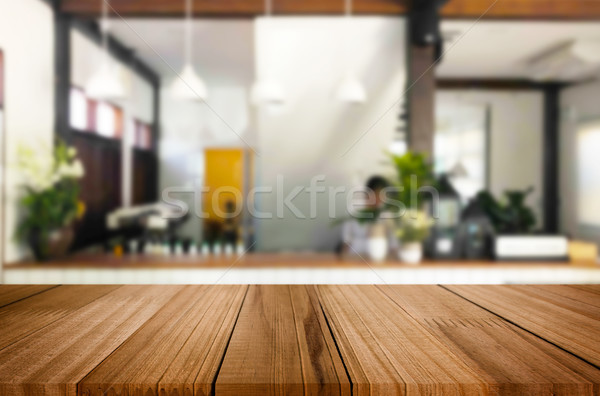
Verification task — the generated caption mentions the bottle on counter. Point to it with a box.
[224,243,234,257]
[188,241,198,256]
[174,241,184,256]
[162,241,171,256]
[213,242,222,257]
[145,241,153,255]
[128,239,138,255]
[236,238,245,256]
[201,241,210,257]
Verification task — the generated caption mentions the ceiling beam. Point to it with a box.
[60,0,600,19]
[59,0,407,18]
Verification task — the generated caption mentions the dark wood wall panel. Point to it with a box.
[61,0,600,19]
[72,133,122,249]
[132,149,158,205]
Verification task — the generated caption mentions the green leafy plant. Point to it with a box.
[16,141,86,257]
[475,188,537,234]
[388,151,437,210]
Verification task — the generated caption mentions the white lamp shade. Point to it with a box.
[336,75,367,104]
[250,79,285,106]
[171,63,208,101]
[85,62,126,100]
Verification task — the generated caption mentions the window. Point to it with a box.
[577,121,600,227]
[435,103,488,201]
[96,102,116,137]
[69,88,88,131]
[134,121,153,150]
[69,86,123,139]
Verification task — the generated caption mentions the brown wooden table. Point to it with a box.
[0,284,599,395]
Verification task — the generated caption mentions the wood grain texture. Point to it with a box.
[378,285,600,395]
[568,284,600,296]
[0,285,120,351]
[447,285,600,368]
[317,285,487,395]
[158,285,247,396]
[0,285,599,395]
[216,285,350,396]
[79,285,247,396]
[0,285,183,396]
[0,285,56,308]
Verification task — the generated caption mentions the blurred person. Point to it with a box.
[340,175,399,258]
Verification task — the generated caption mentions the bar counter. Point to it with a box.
[3,253,600,284]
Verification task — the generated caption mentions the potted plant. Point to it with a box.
[396,209,433,264]
[388,151,437,211]
[16,141,85,261]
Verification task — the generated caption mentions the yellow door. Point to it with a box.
[203,148,245,223]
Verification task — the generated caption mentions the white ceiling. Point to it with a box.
[437,20,600,80]
[108,19,255,85]
[108,19,600,83]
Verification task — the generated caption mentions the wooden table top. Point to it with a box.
[0,284,599,395]
[7,252,595,269]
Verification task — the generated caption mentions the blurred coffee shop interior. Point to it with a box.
[0,0,599,284]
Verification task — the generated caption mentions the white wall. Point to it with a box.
[0,0,55,263]
[559,79,600,246]
[254,17,406,251]
[159,85,256,240]
[437,90,545,229]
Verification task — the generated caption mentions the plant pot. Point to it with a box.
[367,222,388,263]
[399,242,423,265]
[28,225,74,262]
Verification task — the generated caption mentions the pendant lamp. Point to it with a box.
[251,0,285,106]
[171,0,208,100]
[336,0,366,104]
[85,0,126,100]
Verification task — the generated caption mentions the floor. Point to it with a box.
[0,284,599,395]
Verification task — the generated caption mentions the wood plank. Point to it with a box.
[568,284,600,296]
[158,285,247,396]
[317,285,487,395]
[0,285,57,308]
[215,285,351,396]
[520,285,600,314]
[0,285,120,351]
[78,285,247,396]
[0,285,183,396]
[446,285,600,368]
[378,285,600,395]
[60,0,600,19]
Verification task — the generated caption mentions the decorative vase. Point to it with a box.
[399,242,423,265]
[28,225,74,262]
[367,222,388,263]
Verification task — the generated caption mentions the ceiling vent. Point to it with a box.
[527,40,600,82]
